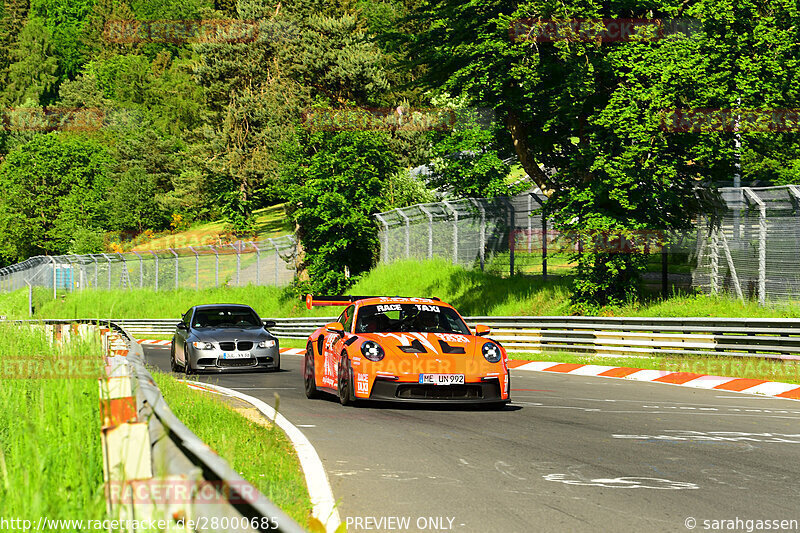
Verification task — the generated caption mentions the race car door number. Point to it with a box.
[222,352,251,359]
[419,374,465,385]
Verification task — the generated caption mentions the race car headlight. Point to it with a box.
[361,340,385,362]
[192,341,214,350]
[258,340,276,348]
[482,342,502,363]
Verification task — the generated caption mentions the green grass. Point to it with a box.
[0,324,107,523]
[3,258,800,320]
[151,371,313,527]
[507,351,800,385]
[131,205,292,252]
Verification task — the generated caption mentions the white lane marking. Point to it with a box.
[297,424,316,428]
[613,430,800,444]
[184,381,341,533]
[544,474,698,490]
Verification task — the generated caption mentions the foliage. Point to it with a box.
[288,131,400,293]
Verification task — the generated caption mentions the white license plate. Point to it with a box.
[222,352,251,360]
[419,374,465,385]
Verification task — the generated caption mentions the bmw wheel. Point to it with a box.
[183,344,194,375]
[170,341,179,372]
[304,342,320,399]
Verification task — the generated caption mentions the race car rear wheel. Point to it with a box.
[338,354,355,406]
[304,341,320,399]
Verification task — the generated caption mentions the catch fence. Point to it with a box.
[0,236,296,294]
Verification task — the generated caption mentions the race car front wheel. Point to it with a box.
[338,354,355,406]
[304,342,320,399]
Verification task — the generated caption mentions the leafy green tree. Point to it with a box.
[287,132,399,292]
[0,134,114,262]
[3,17,58,105]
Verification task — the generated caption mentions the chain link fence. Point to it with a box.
[0,236,297,294]
[693,185,800,305]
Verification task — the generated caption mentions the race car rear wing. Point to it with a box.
[305,294,440,310]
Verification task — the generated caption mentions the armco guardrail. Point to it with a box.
[112,315,800,360]
[110,323,307,533]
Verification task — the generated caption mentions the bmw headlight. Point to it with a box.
[482,342,502,363]
[192,341,214,350]
[258,340,276,348]
[361,340,385,362]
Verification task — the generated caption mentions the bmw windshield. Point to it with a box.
[191,308,262,328]
[355,303,470,335]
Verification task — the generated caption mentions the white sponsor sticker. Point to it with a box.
[414,304,440,312]
[376,304,402,312]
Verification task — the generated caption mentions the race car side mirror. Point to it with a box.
[475,324,491,336]
[326,322,345,336]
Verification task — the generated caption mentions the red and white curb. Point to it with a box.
[508,360,800,401]
[280,348,306,356]
[138,339,172,346]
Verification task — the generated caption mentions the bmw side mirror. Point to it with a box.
[263,320,276,329]
[177,322,188,330]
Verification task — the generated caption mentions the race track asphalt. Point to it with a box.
[143,345,800,533]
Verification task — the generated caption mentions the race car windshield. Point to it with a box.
[192,308,262,328]
[355,304,470,335]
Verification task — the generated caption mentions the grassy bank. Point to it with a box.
[0,324,107,522]
[151,372,313,527]
[2,258,799,320]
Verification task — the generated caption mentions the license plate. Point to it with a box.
[222,352,251,360]
[419,374,465,385]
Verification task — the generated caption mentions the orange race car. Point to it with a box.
[302,295,510,406]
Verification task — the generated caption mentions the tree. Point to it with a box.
[0,134,114,263]
[3,17,58,105]
[287,131,399,293]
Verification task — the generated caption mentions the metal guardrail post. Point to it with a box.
[443,201,458,264]
[188,246,199,290]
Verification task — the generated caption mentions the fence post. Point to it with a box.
[397,209,411,259]
[235,243,241,287]
[168,248,178,290]
[744,188,767,305]
[469,199,486,271]
[542,215,548,280]
[101,253,112,289]
[419,205,434,260]
[443,201,458,264]
[267,238,279,285]
[116,253,127,290]
[503,198,515,276]
[212,246,219,287]
[527,194,532,253]
[50,256,57,299]
[251,242,260,286]
[710,225,719,295]
[188,247,199,290]
[375,214,390,263]
[131,251,143,288]
[150,251,159,292]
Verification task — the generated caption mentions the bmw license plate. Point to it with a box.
[419,374,465,385]
[222,352,251,360]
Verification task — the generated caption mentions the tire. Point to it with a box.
[338,354,355,406]
[169,342,179,372]
[183,344,194,375]
[304,342,320,399]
